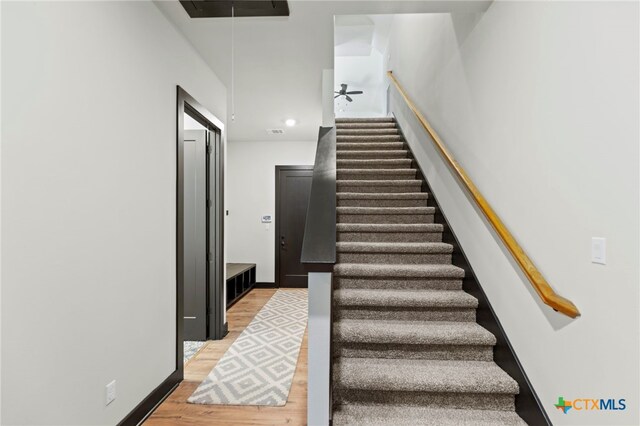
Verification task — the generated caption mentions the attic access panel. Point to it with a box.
[180,1,290,18]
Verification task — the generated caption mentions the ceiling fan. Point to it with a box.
[334,84,363,102]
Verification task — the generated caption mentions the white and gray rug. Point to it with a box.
[187,289,308,406]
[184,341,206,364]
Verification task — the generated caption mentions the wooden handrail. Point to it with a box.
[387,70,580,318]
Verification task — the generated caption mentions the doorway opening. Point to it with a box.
[177,87,226,375]
[274,165,314,288]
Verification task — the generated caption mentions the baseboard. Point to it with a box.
[255,282,276,288]
[117,370,181,426]
[278,283,308,288]
[394,115,550,425]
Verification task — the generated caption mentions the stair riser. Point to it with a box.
[338,199,428,207]
[337,252,452,265]
[337,172,416,181]
[337,151,408,159]
[337,185,422,194]
[334,307,476,322]
[338,214,434,224]
[333,390,515,412]
[337,136,403,142]
[336,160,412,169]
[338,232,442,243]
[334,344,494,361]
[334,277,463,291]
[337,143,405,151]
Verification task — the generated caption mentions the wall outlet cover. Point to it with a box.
[105,380,116,406]
[591,237,606,265]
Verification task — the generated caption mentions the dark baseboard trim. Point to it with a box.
[117,370,181,426]
[255,282,276,288]
[279,284,309,288]
[394,116,550,425]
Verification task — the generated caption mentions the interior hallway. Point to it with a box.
[145,289,307,425]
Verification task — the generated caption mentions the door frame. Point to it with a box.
[117,87,226,425]
[177,86,226,376]
[274,165,314,288]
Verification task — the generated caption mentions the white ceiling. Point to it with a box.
[155,0,491,142]
[335,16,375,57]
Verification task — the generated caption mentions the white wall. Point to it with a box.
[1,2,226,425]
[387,2,639,425]
[227,140,317,283]
[334,52,387,118]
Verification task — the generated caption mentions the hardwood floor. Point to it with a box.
[145,289,308,425]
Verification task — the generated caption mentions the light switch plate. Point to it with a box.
[591,237,606,264]
[105,380,116,406]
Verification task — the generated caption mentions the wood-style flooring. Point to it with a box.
[145,289,307,425]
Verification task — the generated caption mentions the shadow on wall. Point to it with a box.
[390,88,576,333]
[450,13,483,46]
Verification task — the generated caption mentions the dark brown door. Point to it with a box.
[276,166,313,288]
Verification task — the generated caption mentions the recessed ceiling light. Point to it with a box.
[285,119,296,127]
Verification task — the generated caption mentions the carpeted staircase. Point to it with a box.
[331,117,527,425]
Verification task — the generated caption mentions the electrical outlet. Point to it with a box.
[105,380,116,406]
[591,237,606,265]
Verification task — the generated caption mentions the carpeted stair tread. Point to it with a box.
[337,150,408,159]
[337,242,453,254]
[337,193,429,208]
[336,123,397,130]
[337,192,428,201]
[338,179,421,186]
[338,169,417,182]
[336,117,395,123]
[332,405,527,426]
[337,206,435,215]
[334,263,465,279]
[337,135,403,142]
[334,319,496,346]
[337,129,399,136]
[338,168,416,176]
[334,289,477,308]
[337,223,443,243]
[337,223,441,232]
[337,142,405,150]
[337,159,413,168]
[334,358,520,395]
[337,181,423,195]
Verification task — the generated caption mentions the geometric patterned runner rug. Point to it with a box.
[187,289,308,406]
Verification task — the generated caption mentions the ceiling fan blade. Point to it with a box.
[347,91,363,95]
[346,95,353,102]
[334,95,340,98]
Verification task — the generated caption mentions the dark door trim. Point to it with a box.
[118,88,226,424]
[274,165,314,288]
[177,87,226,346]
